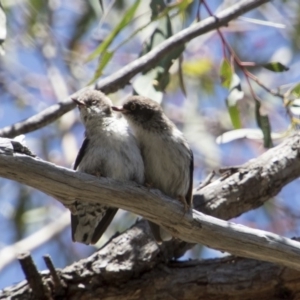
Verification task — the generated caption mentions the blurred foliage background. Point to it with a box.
[1,0,300,288]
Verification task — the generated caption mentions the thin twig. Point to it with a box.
[43,255,66,295]
[196,171,215,190]
[18,252,51,300]
[0,0,270,138]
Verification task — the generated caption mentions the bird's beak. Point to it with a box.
[112,106,126,112]
[72,98,85,107]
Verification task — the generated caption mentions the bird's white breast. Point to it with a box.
[78,117,144,184]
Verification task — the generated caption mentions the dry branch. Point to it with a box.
[0,0,270,138]
[1,220,299,299]
[0,134,300,272]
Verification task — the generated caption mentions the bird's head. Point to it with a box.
[112,96,164,131]
[72,90,113,126]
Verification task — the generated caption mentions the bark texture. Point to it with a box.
[1,221,300,300]
[0,134,300,299]
[1,136,300,271]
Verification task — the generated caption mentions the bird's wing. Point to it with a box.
[73,137,89,170]
[71,208,118,244]
[185,149,194,207]
[71,137,119,245]
[90,208,118,244]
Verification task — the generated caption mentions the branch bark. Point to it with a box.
[0,0,270,138]
[1,220,299,299]
[0,134,300,272]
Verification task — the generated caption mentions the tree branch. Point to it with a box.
[194,132,300,220]
[0,0,270,138]
[1,220,299,299]
[0,134,300,271]
[95,0,270,93]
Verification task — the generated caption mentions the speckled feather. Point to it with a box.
[72,90,144,245]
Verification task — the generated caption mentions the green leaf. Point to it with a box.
[150,0,192,20]
[255,100,273,148]
[133,13,184,95]
[290,83,300,98]
[111,0,191,60]
[87,0,141,62]
[220,58,233,89]
[87,51,114,85]
[145,15,184,89]
[150,0,166,20]
[226,102,242,129]
[182,59,212,77]
[226,74,243,129]
[263,62,289,72]
[27,0,46,29]
[176,0,194,12]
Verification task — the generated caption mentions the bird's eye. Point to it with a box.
[130,103,136,110]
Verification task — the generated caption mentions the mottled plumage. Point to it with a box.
[112,96,193,243]
[71,90,144,245]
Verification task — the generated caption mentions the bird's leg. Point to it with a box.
[177,195,189,214]
[145,182,153,191]
[92,171,102,177]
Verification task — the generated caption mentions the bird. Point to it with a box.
[71,90,144,245]
[112,96,193,243]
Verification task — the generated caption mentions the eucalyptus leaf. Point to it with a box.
[136,14,184,95]
[263,62,289,72]
[255,100,273,148]
[150,0,166,20]
[182,59,212,77]
[290,83,300,98]
[88,51,114,85]
[87,0,141,62]
[220,58,233,89]
[225,73,243,129]
[226,102,242,129]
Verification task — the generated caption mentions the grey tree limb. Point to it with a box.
[0,134,300,272]
[1,220,299,299]
[0,0,270,138]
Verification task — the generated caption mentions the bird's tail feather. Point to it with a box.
[71,205,118,245]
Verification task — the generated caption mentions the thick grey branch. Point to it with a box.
[0,0,270,138]
[194,133,300,220]
[1,221,299,299]
[0,134,300,271]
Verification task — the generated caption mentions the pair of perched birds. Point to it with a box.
[71,90,193,245]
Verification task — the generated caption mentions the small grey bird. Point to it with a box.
[71,90,144,245]
[112,96,193,243]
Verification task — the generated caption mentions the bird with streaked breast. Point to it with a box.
[112,96,194,243]
[71,90,144,245]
